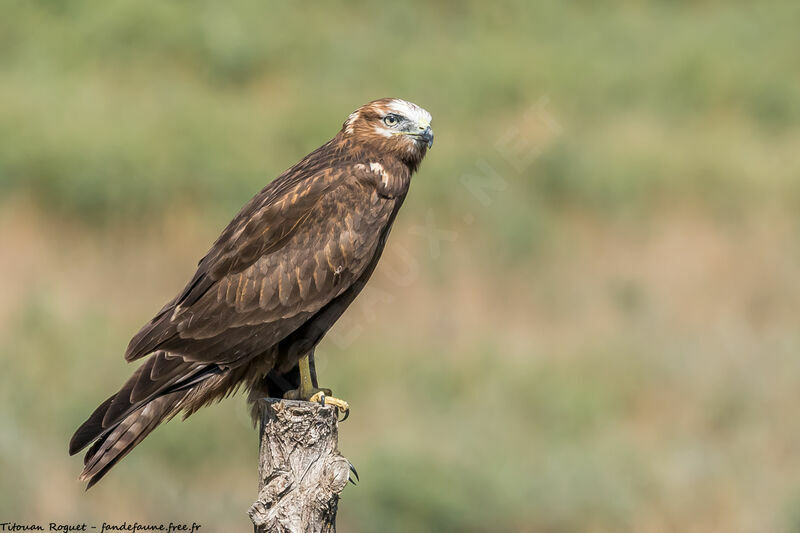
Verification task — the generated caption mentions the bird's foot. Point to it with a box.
[283,387,350,421]
[283,386,331,401]
[309,391,350,421]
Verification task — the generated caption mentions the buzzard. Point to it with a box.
[69,98,434,488]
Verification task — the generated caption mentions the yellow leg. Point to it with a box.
[298,353,315,399]
[283,353,350,420]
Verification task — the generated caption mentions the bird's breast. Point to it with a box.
[353,160,411,199]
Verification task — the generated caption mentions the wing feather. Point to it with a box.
[126,159,398,366]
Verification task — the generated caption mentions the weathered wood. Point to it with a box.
[249,399,351,533]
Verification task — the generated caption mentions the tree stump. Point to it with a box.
[248,399,351,533]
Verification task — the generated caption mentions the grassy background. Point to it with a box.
[2,1,800,531]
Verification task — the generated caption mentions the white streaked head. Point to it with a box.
[340,98,434,168]
[345,98,432,133]
[384,99,432,130]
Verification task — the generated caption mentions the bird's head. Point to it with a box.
[341,98,433,169]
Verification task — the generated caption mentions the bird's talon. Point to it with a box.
[309,391,325,405]
[308,391,349,420]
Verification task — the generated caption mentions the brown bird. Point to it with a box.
[69,98,434,488]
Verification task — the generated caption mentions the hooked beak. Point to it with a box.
[417,126,434,148]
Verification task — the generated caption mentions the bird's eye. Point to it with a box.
[383,114,399,127]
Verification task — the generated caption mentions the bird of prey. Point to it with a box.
[69,98,434,488]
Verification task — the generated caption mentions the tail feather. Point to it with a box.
[79,391,186,489]
[69,394,115,456]
[69,350,242,488]
[69,351,208,459]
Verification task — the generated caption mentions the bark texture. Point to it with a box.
[249,399,350,533]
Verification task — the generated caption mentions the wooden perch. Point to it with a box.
[249,399,352,533]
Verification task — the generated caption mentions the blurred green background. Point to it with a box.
[2,1,800,531]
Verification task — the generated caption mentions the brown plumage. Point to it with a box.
[69,98,434,488]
